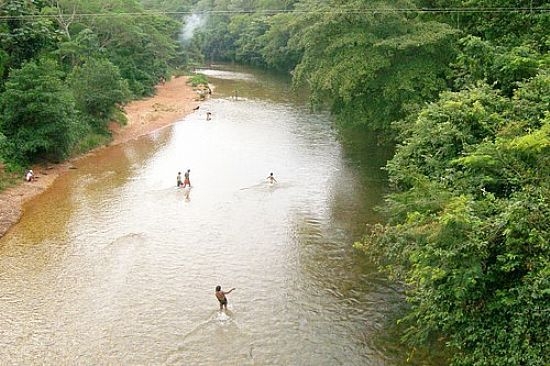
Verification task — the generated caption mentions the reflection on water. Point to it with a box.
[1,65,431,364]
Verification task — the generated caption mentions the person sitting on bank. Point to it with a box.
[25,169,35,182]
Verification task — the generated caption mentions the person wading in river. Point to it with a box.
[183,169,191,188]
[266,172,277,184]
[215,285,235,311]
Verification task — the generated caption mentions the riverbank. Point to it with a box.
[0,76,200,238]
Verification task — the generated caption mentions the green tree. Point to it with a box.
[68,57,130,132]
[0,0,60,78]
[260,12,301,72]
[424,0,550,51]
[52,0,181,96]
[229,14,269,66]
[0,57,78,164]
[290,0,458,133]
[358,74,550,365]
[452,36,546,96]
[0,49,8,78]
[53,28,104,71]
[195,12,238,62]
[139,0,196,13]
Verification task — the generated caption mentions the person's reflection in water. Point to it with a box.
[183,186,191,201]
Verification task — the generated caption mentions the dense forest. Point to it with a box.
[1,0,548,365]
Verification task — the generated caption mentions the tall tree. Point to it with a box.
[358,73,550,365]
[52,0,181,96]
[290,0,457,133]
[260,12,301,72]
[0,57,78,164]
[0,0,60,80]
[68,57,130,132]
[424,0,550,50]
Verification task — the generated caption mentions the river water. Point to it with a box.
[1,65,417,365]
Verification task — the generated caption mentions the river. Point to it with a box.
[0,65,427,365]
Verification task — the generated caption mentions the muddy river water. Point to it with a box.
[0,65,420,365]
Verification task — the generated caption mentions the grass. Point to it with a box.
[0,164,22,193]
[71,133,112,156]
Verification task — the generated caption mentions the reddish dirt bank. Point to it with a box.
[0,76,201,238]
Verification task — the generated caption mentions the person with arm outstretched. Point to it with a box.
[215,285,236,311]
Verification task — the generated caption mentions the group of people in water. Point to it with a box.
[176,170,277,190]
[176,169,191,188]
[177,172,276,312]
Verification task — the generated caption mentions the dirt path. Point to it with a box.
[0,76,201,238]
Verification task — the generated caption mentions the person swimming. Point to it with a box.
[266,172,277,184]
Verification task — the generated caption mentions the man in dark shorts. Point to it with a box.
[177,172,183,187]
[215,285,235,311]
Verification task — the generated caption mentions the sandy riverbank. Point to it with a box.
[0,76,201,238]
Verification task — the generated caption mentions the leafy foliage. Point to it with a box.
[452,36,546,96]
[357,74,550,365]
[0,1,548,364]
[0,57,78,164]
[0,0,185,168]
[187,73,208,87]
[192,0,458,134]
[260,13,301,72]
[426,0,550,51]
[68,57,130,131]
[0,0,60,80]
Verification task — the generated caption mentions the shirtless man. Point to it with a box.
[183,169,191,188]
[266,172,277,184]
[215,285,235,311]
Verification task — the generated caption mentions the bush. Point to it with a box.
[72,133,111,155]
[187,73,209,87]
[0,57,78,165]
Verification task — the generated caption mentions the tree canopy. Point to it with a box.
[185,1,550,364]
[0,0,185,168]
[0,57,77,164]
[1,0,548,364]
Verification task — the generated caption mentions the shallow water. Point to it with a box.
[0,65,415,365]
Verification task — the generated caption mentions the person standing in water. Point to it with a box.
[177,172,183,187]
[183,169,191,188]
[215,285,235,311]
[266,172,277,184]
